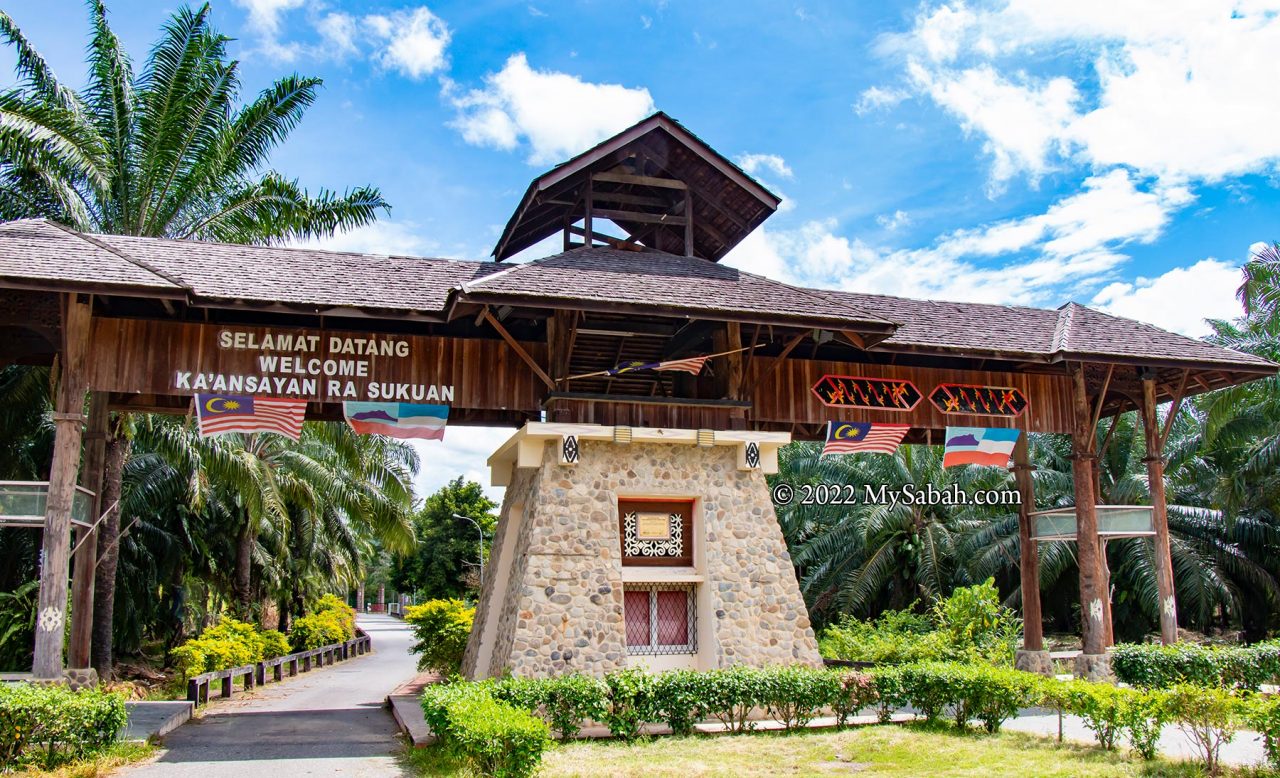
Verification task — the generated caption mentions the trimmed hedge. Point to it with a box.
[0,683,127,769]
[1111,641,1280,690]
[424,663,1280,775]
[421,683,550,778]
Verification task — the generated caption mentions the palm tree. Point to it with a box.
[0,2,386,239]
[0,1,391,674]
[775,442,1011,624]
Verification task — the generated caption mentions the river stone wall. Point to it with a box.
[462,437,821,678]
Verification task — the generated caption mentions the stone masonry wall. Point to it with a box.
[463,436,821,678]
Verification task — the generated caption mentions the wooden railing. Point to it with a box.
[186,632,372,707]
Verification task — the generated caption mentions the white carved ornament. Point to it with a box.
[622,511,684,558]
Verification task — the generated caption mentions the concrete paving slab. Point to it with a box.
[122,701,194,742]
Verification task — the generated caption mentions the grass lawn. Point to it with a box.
[10,742,157,777]
[406,722,1276,777]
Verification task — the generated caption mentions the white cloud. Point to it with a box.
[1092,258,1244,336]
[736,153,794,180]
[876,210,911,231]
[366,7,451,79]
[295,220,440,258]
[233,0,306,60]
[410,427,514,505]
[854,85,909,115]
[725,168,1197,307]
[450,54,655,165]
[879,0,1280,186]
[316,12,358,57]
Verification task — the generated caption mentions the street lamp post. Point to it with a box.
[454,513,485,586]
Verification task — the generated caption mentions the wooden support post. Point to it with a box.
[584,178,594,247]
[481,307,556,390]
[33,294,92,680]
[1100,538,1114,647]
[1012,433,1042,651]
[1141,377,1179,644]
[1070,365,1110,666]
[68,393,108,669]
[684,194,694,256]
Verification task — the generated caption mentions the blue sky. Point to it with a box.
[6,0,1280,500]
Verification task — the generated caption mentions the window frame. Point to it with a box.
[623,582,697,656]
[618,498,694,567]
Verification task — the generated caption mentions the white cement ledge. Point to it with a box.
[487,423,791,485]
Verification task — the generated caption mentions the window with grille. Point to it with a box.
[623,583,696,655]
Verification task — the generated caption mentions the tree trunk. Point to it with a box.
[233,522,254,619]
[276,596,290,633]
[90,421,129,679]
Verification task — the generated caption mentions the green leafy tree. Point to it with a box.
[394,478,497,601]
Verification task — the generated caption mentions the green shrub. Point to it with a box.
[312,593,357,635]
[650,669,703,736]
[422,683,549,778]
[1111,641,1280,690]
[690,665,766,733]
[870,666,906,723]
[0,580,37,672]
[0,683,127,769]
[831,670,878,727]
[490,674,607,739]
[1248,695,1280,770]
[404,599,474,675]
[289,597,356,653]
[820,581,1019,667]
[1119,689,1170,761]
[603,668,657,740]
[960,665,1038,733]
[1164,683,1249,773]
[202,618,266,662]
[259,629,291,659]
[1063,679,1128,750]
[758,665,839,731]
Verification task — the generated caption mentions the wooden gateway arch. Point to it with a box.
[0,112,1273,681]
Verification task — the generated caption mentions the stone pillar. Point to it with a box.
[33,294,92,680]
[1012,432,1051,676]
[1070,366,1112,681]
[1141,378,1179,645]
[464,426,819,679]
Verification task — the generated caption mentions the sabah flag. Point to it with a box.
[343,402,449,440]
[942,426,1020,468]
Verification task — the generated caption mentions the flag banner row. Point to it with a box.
[821,420,1021,468]
[194,395,450,442]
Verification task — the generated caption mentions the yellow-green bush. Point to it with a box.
[0,683,127,769]
[169,618,290,679]
[405,599,474,675]
[289,595,357,652]
[260,629,290,659]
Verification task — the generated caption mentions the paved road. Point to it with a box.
[123,614,418,777]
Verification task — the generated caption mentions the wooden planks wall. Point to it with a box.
[86,318,546,414]
[749,358,1075,434]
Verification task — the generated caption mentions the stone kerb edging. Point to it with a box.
[185,632,372,706]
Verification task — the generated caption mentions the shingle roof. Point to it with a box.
[1050,302,1273,368]
[824,290,1061,358]
[462,245,896,331]
[0,219,1271,375]
[0,219,181,292]
[93,232,495,314]
[822,289,1273,370]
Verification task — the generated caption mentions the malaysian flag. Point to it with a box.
[606,354,711,376]
[195,395,307,440]
[822,421,910,456]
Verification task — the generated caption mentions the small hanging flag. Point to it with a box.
[821,421,911,456]
[606,354,711,376]
[942,426,1021,467]
[343,402,449,440]
[196,395,306,440]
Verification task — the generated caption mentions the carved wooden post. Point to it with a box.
[33,294,92,680]
[1012,431,1051,674]
[1071,365,1112,680]
[1141,377,1179,644]
[68,393,108,669]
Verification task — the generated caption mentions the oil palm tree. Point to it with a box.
[0,0,392,673]
[0,2,386,239]
[775,442,1011,624]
